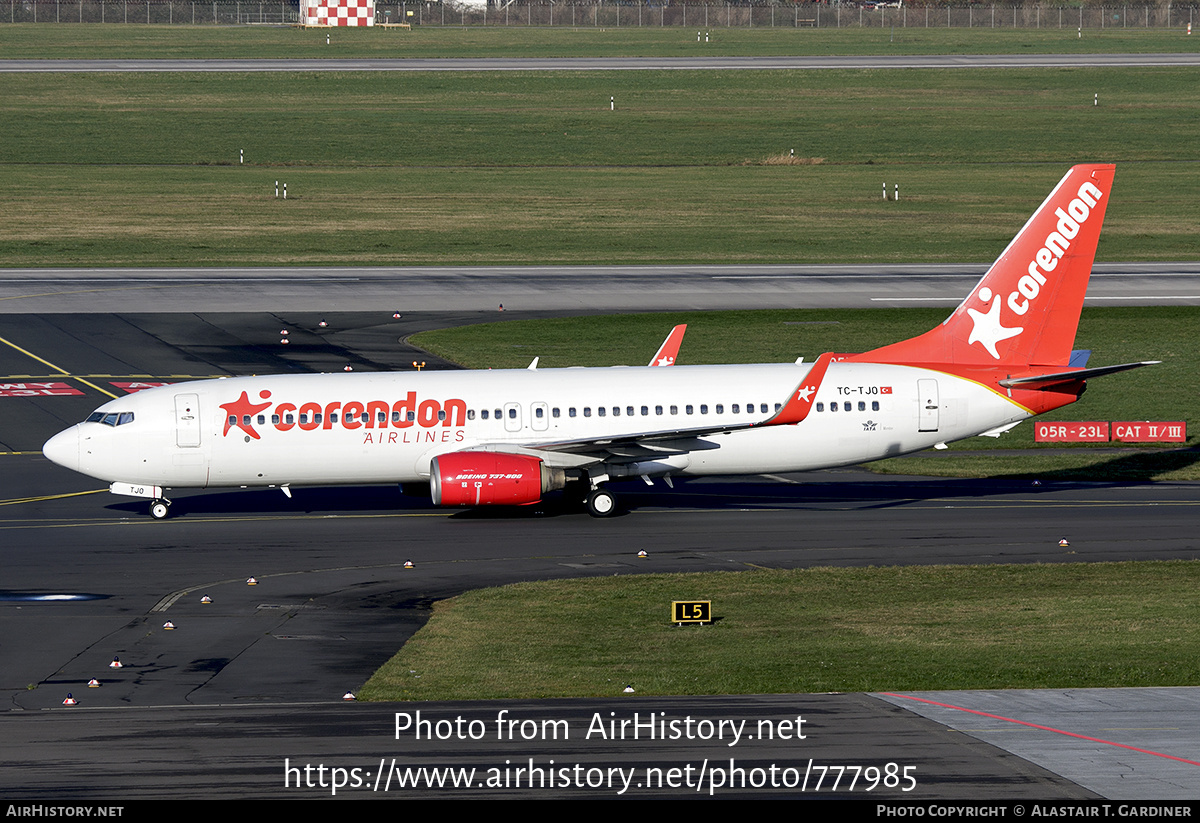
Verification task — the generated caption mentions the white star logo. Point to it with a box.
[966,287,1023,359]
[795,385,815,402]
[655,355,675,366]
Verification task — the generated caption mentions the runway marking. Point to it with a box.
[883,693,1200,768]
[0,489,107,506]
[0,283,211,304]
[2,374,221,380]
[876,296,1200,302]
[0,335,118,399]
[1085,295,1200,300]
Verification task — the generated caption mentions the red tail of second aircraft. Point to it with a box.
[853,164,1116,369]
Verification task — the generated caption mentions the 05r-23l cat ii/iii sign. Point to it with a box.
[43,164,1154,519]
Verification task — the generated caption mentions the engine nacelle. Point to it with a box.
[430,452,566,507]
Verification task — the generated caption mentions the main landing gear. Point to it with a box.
[149,499,172,520]
[585,488,616,518]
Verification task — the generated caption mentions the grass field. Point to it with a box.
[2,25,1199,59]
[2,67,1199,267]
[360,561,1200,700]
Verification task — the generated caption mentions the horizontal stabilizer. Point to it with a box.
[998,360,1159,388]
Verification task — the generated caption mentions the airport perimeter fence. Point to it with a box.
[3,0,1197,28]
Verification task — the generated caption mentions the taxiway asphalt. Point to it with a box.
[2,262,1199,314]
[3,54,1200,72]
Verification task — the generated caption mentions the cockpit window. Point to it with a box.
[86,410,135,426]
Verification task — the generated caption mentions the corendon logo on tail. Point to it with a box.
[965,179,1106,360]
[218,389,466,439]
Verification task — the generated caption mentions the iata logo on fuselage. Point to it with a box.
[966,179,1105,360]
[219,390,466,439]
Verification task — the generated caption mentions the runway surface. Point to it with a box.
[1,308,1198,799]
[3,54,1200,72]
[3,262,1200,313]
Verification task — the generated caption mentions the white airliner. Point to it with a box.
[43,164,1153,518]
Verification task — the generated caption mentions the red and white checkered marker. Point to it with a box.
[201,595,212,604]
[109,657,123,668]
[163,621,176,630]
[304,0,374,26]
[88,679,101,688]
[1058,539,1070,547]
[63,693,77,705]
[247,577,258,586]
[343,692,356,701]
[404,560,414,569]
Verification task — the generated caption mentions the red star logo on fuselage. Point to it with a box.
[219,390,272,440]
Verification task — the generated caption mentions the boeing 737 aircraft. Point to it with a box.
[43,164,1153,518]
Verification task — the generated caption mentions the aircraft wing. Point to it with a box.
[468,353,835,467]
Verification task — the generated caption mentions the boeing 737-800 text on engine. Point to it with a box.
[43,165,1153,518]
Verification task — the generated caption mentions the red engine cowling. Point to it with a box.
[430,452,566,507]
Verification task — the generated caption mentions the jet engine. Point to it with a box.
[430,452,566,507]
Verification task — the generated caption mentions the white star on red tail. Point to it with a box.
[966,288,1023,359]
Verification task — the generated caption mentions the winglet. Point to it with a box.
[649,324,687,367]
[759,352,835,426]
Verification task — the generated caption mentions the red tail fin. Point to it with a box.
[855,164,1115,368]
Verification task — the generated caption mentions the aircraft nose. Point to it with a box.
[43,427,80,473]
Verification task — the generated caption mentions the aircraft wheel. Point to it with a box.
[586,489,617,518]
[150,500,170,520]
